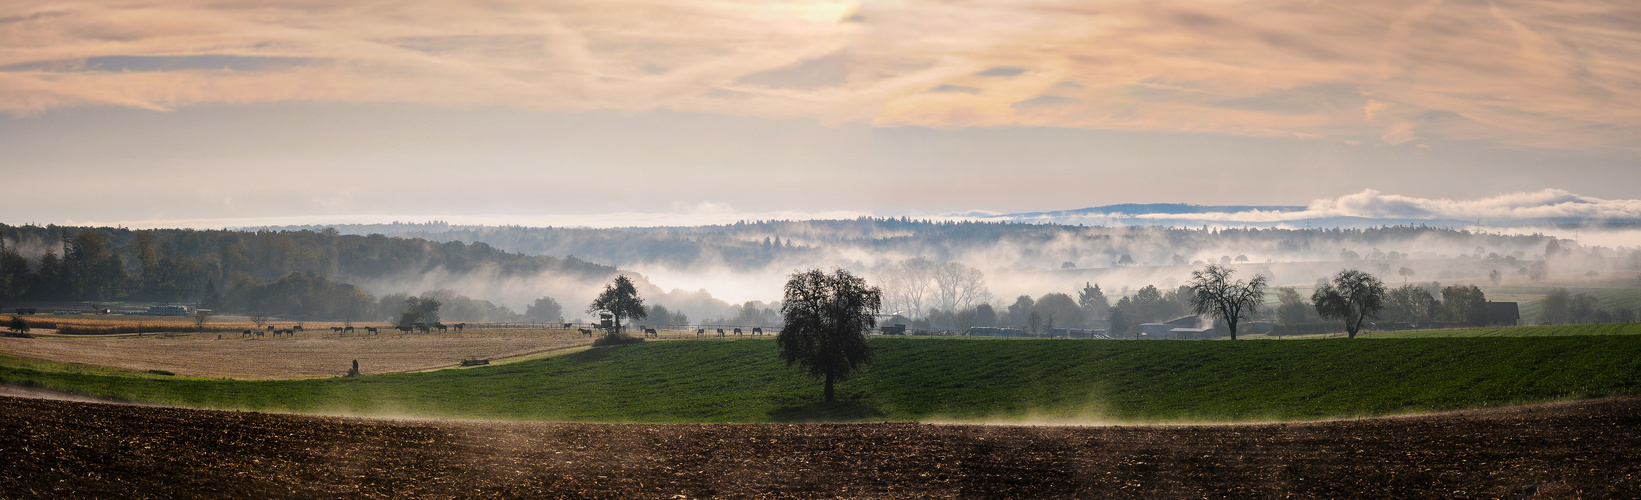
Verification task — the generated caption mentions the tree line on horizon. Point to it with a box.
[0,224,599,322]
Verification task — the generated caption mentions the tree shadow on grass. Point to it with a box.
[563,347,616,364]
[767,398,887,422]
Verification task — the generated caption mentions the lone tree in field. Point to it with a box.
[1187,264,1268,340]
[399,296,442,326]
[1312,269,1387,338]
[249,312,270,329]
[588,275,646,337]
[6,315,28,336]
[192,308,213,332]
[777,268,881,402]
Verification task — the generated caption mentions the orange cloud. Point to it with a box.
[1,0,1638,151]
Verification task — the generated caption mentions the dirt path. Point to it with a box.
[0,395,1634,498]
[0,330,592,379]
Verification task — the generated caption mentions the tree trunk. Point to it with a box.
[824,372,835,402]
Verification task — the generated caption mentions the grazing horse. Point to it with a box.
[242,329,253,337]
[752,327,763,336]
[365,327,379,335]
[282,329,294,337]
[267,325,276,331]
[716,328,725,337]
[396,325,414,333]
[255,330,265,338]
[434,323,448,332]
[697,328,705,338]
[644,328,658,338]
[453,323,465,332]
[293,325,304,332]
[344,326,355,333]
[578,328,593,337]
[331,326,344,333]
[733,328,743,336]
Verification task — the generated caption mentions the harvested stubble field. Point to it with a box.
[0,394,1635,498]
[0,328,592,379]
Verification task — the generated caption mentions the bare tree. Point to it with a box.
[249,312,270,329]
[875,258,935,318]
[192,308,214,332]
[1187,264,1268,340]
[931,262,990,313]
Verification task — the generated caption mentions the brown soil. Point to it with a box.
[0,329,591,379]
[0,395,1636,498]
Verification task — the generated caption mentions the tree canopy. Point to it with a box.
[399,296,442,326]
[1312,269,1387,338]
[776,268,881,402]
[588,275,646,336]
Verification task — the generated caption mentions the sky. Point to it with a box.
[2,0,1640,229]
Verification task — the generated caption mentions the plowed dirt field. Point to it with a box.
[1,395,1637,498]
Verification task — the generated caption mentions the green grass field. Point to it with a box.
[1484,281,1641,322]
[1369,323,1641,338]
[4,331,1640,424]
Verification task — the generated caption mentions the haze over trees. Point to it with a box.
[2,220,1636,330]
[1109,285,1192,337]
[0,224,612,321]
[645,304,690,326]
[776,269,881,402]
[524,296,564,323]
[1535,288,1634,325]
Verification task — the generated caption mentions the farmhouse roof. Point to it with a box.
[1485,301,1520,323]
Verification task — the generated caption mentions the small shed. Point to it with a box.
[1484,302,1520,326]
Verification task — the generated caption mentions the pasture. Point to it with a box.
[2,332,1639,423]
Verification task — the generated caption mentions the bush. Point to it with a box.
[592,332,645,347]
[5,316,30,338]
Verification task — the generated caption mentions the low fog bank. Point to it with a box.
[7,220,1638,329]
[273,220,1641,306]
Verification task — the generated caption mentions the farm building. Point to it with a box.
[1141,316,1220,340]
[1485,301,1521,326]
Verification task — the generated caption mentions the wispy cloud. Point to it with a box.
[964,189,1641,226]
[2,1,1639,150]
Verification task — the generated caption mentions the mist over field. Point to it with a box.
[259,215,1641,322]
[7,192,1639,328]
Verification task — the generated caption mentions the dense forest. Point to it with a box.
[0,224,617,321]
